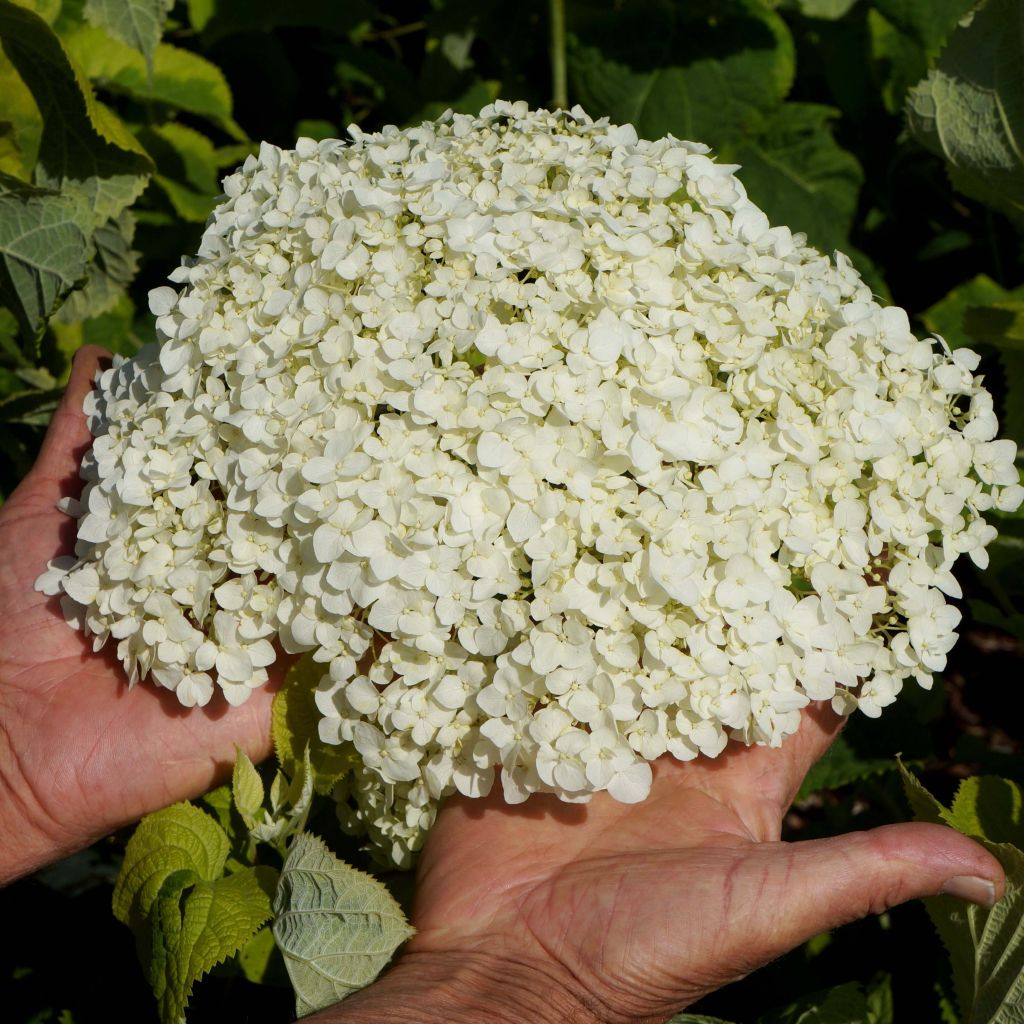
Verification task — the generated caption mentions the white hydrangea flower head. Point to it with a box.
[38,100,1023,867]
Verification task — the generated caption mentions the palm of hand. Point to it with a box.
[407,707,848,1021]
[0,349,284,869]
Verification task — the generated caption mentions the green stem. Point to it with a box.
[549,0,567,109]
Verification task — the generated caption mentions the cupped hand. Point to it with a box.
[0,347,290,882]
[333,704,1003,1024]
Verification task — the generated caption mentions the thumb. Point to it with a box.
[757,822,1004,955]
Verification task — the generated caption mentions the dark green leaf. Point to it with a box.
[54,208,138,323]
[0,172,91,341]
[796,736,894,802]
[567,0,795,147]
[0,0,151,220]
[725,102,864,258]
[921,274,1024,349]
[906,0,1024,219]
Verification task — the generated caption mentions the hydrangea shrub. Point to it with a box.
[37,101,1023,865]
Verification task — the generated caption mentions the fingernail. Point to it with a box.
[940,875,998,908]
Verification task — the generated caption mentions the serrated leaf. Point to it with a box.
[901,763,1024,1022]
[272,832,415,1016]
[232,748,265,826]
[723,102,864,258]
[567,0,794,148]
[54,207,138,323]
[906,0,1024,219]
[112,802,229,927]
[897,757,948,825]
[924,842,1024,1024]
[150,864,277,1024]
[273,653,357,795]
[61,24,244,138]
[83,0,172,76]
[875,0,979,53]
[796,736,894,801]
[0,172,91,340]
[0,0,151,221]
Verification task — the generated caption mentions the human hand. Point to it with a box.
[0,347,291,883]
[325,703,1003,1024]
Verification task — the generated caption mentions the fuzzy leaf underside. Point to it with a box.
[272,832,414,1016]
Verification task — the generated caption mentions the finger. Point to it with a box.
[33,345,111,489]
[748,822,1005,959]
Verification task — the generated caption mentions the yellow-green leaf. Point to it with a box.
[62,23,245,138]
[112,802,229,927]
[151,865,277,1024]
[273,653,357,795]
[232,748,265,825]
[83,0,173,76]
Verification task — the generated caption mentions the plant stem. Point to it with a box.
[550,0,567,110]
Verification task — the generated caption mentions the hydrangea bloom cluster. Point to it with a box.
[38,101,1022,866]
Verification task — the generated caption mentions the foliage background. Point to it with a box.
[1,0,1023,1020]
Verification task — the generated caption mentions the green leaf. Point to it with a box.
[947,775,1024,847]
[922,273,1024,349]
[232,748,265,826]
[666,1015,734,1024]
[666,1015,735,1024]
[150,864,277,1024]
[906,0,1024,219]
[272,832,415,1016]
[53,207,137,323]
[759,976,893,1023]
[0,0,151,221]
[875,0,979,55]
[0,172,91,340]
[0,383,62,425]
[962,302,1024,352]
[0,49,41,179]
[925,842,1024,1024]
[567,0,795,148]
[196,0,374,44]
[236,925,286,986]
[83,0,173,76]
[792,0,859,18]
[61,24,245,138]
[724,102,864,258]
[273,653,356,795]
[112,802,229,927]
[185,0,213,31]
[901,763,1024,1022]
[796,736,894,801]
